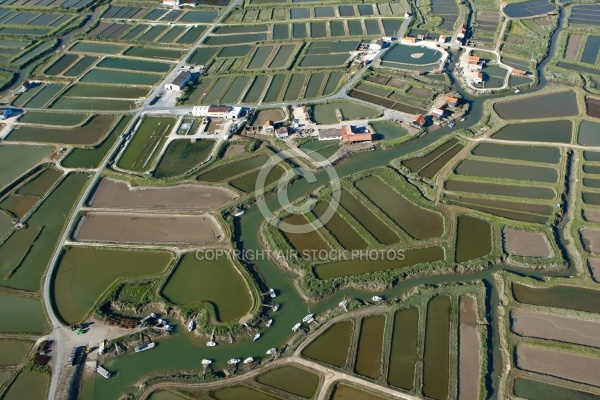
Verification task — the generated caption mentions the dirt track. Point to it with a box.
[88,178,236,210]
[74,212,222,244]
[516,344,600,387]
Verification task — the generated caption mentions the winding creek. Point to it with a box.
[89,8,578,399]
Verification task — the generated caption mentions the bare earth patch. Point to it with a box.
[583,208,600,223]
[407,87,432,98]
[89,178,236,210]
[254,109,285,126]
[580,227,600,253]
[535,17,552,26]
[516,344,600,387]
[589,259,600,283]
[512,308,600,347]
[503,228,552,257]
[74,213,222,244]
[387,78,406,89]
[224,144,245,158]
[459,295,480,400]
[565,34,582,60]
[477,12,500,23]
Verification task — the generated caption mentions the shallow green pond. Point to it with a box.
[3,371,48,400]
[422,295,451,400]
[229,164,285,193]
[0,340,32,366]
[19,112,89,126]
[81,69,163,85]
[118,117,174,172]
[472,142,560,163]
[0,293,48,334]
[455,215,492,262]
[455,159,558,183]
[313,200,367,250]
[402,139,458,173]
[388,307,419,390]
[197,154,269,182]
[330,383,386,400]
[154,139,215,178]
[355,176,444,240]
[281,214,331,254]
[445,179,555,200]
[513,377,600,400]
[312,102,380,124]
[492,120,572,143]
[355,315,385,379]
[161,252,252,322]
[371,121,408,140]
[8,115,116,145]
[257,365,320,398]
[299,140,340,159]
[302,320,353,367]
[578,120,600,146]
[53,247,171,324]
[17,167,62,196]
[493,91,579,120]
[339,188,399,245]
[0,145,52,190]
[212,386,282,400]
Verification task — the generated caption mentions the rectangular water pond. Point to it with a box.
[491,120,572,144]
[388,307,419,390]
[302,321,353,367]
[512,283,600,313]
[445,179,555,200]
[355,315,385,379]
[312,200,367,250]
[472,142,560,163]
[423,295,452,400]
[455,159,558,183]
[493,91,579,120]
[455,215,492,262]
[197,154,270,182]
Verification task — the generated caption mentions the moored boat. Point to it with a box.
[372,296,383,302]
[265,319,272,327]
[188,320,195,332]
[252,333,261,342]
[135,342,155,353]
[302,314,314,323]
[228,358,240,365]
[96,366,111,379]
[201,359,212,365]
[272,304,280,312]
[292,323,301,332]
[98,340,106,355]
[243,357,254,364]
[234,211,244,217]
[206,341,216,347]
[266,348,276,355]
[269,288,276,298]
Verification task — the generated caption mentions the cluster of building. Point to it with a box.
[192,105,242,120]
[161,0,195,8]
[411,95,461,128]
[318,125,372,143]
[262,121,289,140]
[466,55,484,85]
[401,34,447,45]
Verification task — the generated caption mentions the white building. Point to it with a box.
[162,0,179,7]
[164,71,192,91]
[192,105,242,119]
[275,127,289,139]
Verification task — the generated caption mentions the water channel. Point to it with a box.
[93,9,571,398]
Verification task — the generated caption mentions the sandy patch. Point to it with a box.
[410,52,424,59]
[254,109,285,126]
[503,228,552,257]
[512,308,600,347]
[589,259,600,283]
[583,208,600,223]
[581,227,600,253]
[516,344,600,387]
[88,178,236,210]
[74,212,222,244]
[459,295,480,400]
[224,144,245,158]
[565,34,582,60]
[477,12,500,23]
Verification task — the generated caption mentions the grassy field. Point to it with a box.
[118,117,175,172]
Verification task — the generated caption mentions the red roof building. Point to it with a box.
[413,114,426,127]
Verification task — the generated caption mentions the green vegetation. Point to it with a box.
[118,117,175,172]
[154,139,216,178]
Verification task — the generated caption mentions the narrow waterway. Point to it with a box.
[92,9,571,399]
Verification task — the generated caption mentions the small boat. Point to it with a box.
[164,325,174,332]
[96,366,111,379]
[292,323,301,332]
[234,210,244,217]
[188,321,195,332]
[135,342,155,353]
[266,348,276,356]
[141,312,157,323]
[228,358,240,365]
[253,333,261,342]
[265,319,273,327]
[98,340,106,355]
[243,357,254,364]
[302,314,314,323]
[206,341,216,347]
[514,89,521,94]
[157,319,167,325]
[201,359,212,365]
[460,117,466,122]
[372,296,383,302]
[269,288,276,298]
[272,304,280,312]
[448,122,455,128]
[339,299,349,308]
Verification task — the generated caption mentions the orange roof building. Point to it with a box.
[403,36,417,44]
[413,114,426,127]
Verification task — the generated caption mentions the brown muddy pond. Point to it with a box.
[388,307,419,390]
[512,283,600,313]
[354,315,385,379]
[312,200,367,250]
[256,365,320,398]
[280,214,331,254]
[302,320,353,367]
[423,295,452,400]
[329,383,387,400]
[455,215,492,262]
